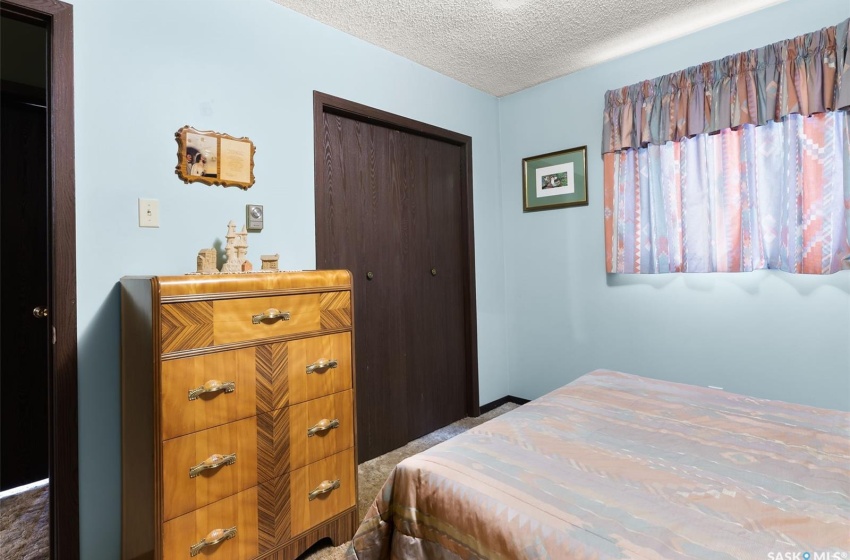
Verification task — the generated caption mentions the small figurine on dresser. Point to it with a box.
[237,225,252,271]
[193,220,273,274]
[221,220,242,273]
[261,254,279,271]
[196,248,218,274]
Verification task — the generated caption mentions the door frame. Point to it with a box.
[313,91,480,418]
[1,0,78,557]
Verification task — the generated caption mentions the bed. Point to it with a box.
[347,369,850,559]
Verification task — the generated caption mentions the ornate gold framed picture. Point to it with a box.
[175,125,255,189]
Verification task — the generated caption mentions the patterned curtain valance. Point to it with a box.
[601,18,850,154]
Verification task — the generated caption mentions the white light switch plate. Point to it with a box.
[139,199,159,227]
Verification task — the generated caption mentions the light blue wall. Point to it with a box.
[499,0,850,410]
[73,0,850,556]
[72,0,507,557]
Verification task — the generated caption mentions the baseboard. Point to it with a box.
[479,395,530,414]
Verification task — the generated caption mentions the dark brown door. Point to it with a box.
[400,133,467,441]
[1,1,79,557]
[315,94,478,462]
[1,82,50,491]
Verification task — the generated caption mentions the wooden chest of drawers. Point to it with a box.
[120,271,357,560]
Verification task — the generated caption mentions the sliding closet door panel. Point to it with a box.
[398,132,430,440]
[400,135,467,441]
[317,114,409,461]
[427,140,467,434]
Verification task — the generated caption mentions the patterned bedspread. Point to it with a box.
[347,370,850,559]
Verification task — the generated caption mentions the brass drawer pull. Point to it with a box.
[308,479,340,501]
[188,379,235,401]
[307,418,339,437]
[190,526,237,557]
[189,453,236,478]
[252,308,291,324]
[305,359,338,374]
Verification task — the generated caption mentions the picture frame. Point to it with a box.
[522,145,588,212]
[175,125,256,189]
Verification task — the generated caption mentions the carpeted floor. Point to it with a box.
[0,403,519,560]
[0,481,50,560]
[298,402,519,559]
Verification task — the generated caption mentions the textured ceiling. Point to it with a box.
[270,0,787,96]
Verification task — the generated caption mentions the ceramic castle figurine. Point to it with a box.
[221,220,242,273]
[196,248,218,274]
[236,225,251,270]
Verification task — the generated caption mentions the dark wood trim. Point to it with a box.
[1,0,78,558]
[312,91,480,422]
[479,395,530,415]
[315,92,470,147]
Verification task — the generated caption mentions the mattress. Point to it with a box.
[347,369,850,559]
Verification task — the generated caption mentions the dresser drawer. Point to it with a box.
[161,291,352,354]
[161,347,257,440]
[288,332,352,404]
[162,474,292,560]
[162,408,289,521]
[161,344,290,440]
[290,448,355,537]
[212,293,324,346]
[162,486,259,560]
[289,390,354,471]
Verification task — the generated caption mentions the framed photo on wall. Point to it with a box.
[174,125,256,189]
[522,146,588,212]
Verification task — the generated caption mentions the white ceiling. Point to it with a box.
[271,0,787,97]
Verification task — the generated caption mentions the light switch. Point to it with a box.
[139,199,159,227]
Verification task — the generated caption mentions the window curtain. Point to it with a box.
[602,18,850,274]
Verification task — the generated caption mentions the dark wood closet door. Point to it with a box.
[400,134,467,441]
[318,115,409,460]
[317,109,470,462]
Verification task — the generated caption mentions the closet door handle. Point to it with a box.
[306,359,338,374]
[307,418,340,437]
[189,453,237,478]
[190,526,237,556]
[188,379,235,400]
[308,479,340,500]
[366,271,374,280]
[430,268,437,276]
[252,308,291,324]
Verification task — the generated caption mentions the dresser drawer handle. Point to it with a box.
[307,418,340,437]
[305,359,338,374]
[189,453,237,478]
[308,479,340,501]
[252,308,291,324]
[190,526,237,557]
[188,380,235,401]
